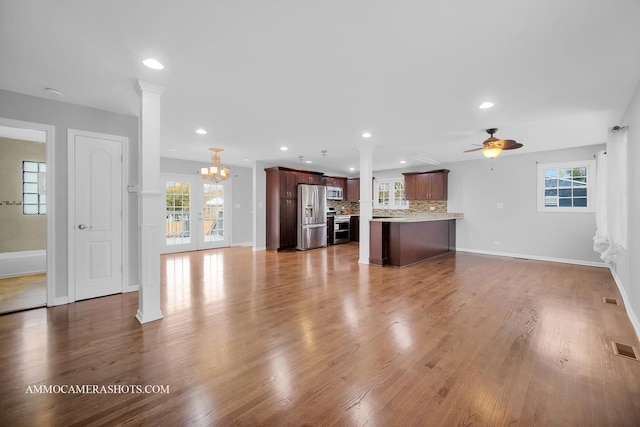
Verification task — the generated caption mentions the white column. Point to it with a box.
[135,80,164,324]
[358,146,374,264]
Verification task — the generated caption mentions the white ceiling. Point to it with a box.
[1,1,639,173]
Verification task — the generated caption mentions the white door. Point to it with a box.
[162,175,230,254]
[68,130,125,301]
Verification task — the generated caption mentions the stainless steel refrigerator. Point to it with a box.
[297,184,327,250]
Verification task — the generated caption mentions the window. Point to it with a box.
[374,178,408,209]
[537,160,595,212]
[23,161,46,215]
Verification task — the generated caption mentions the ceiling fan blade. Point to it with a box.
[463,147,484,153]
[501,140,523,150]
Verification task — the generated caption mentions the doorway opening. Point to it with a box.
[0,119,55,314]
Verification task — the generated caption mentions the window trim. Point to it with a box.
[373,177,409,210]
[537,160,596,213]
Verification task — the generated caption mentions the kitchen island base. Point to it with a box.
[370,218,456,267]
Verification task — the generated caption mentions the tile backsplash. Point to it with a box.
[328,200,448,215]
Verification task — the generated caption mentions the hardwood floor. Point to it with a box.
[1,245,639,426]
[0,273,46,314]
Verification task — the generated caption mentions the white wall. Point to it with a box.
[0,89,139,300]
[616,78,640,336]
[160,158,253,245]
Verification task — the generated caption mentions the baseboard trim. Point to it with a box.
[456,247,607,268]
[0,250,47,278]
[125,284,139,293]
[52,297,68,306]
[232,241,253,247]
[609,267,640,342]
[253,246,266,252]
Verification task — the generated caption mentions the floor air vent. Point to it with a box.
[612,342,639,361]
[603,297,619,305]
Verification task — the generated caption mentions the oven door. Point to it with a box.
[334,220,350,243]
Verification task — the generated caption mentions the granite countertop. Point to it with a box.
[369,213,463,223]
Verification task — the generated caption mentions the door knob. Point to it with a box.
[77,224,90,230]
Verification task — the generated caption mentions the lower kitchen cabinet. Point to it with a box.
[350,215,359,242]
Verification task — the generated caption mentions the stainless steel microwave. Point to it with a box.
[326,186,343,200]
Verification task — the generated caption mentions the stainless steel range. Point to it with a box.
[333,214,351,244]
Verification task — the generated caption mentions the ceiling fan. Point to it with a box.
[464,128,523,159]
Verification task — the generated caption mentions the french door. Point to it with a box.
[161,174,230,254]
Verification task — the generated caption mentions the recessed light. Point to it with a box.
[305,160,312,163]
[195,129,207,135]
[361,132,372,138]
[349,167,355,171]
[168,148,177,152]
[400,160,407,164]
[44,87,64,96]
[280,146,288,151]
[143,58,164,70]
[243,158,249,162]
[479,102,494,109]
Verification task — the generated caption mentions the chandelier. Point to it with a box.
[200,147,230,183]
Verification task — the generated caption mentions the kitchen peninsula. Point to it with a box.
[369,213,463,267]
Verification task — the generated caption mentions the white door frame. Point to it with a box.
[67,129,129,303]
[161,173,232,254]
[0,117,56,306]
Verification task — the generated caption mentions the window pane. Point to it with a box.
[23,162,38,172]
[23,194,38,204]
[560,168,572,178]
[545,178,557,188]
[40,194,46,204]
[23,172,39,183]
[559,198,572,207]
[39,163,46,172]
[545,168,558,178]
[23,204,38,214]
[545,189,557,197]
[24,183,38,193]
[39,205,47,214]
[573,198,587,207]
[545,197,558,207]
[573,167,587,177]
[573,188,587,197]
[558,189,571,197]
[573,178,586,186]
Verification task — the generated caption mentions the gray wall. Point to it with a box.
[160,158,253,245]
[0,89,139,299]
[446,146,604,264]
[373,144,604,265]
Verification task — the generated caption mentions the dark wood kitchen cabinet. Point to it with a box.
[346,178,360,202]
[324,176,346,190]
[350,215,360,242]
[265,166,324,251]
[403,169,449,201]
[297,172,323,185]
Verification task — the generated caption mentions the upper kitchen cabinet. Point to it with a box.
[346,178,360,202]
[324,176,346,190]
[279,170,298,199]
[403,169,449,201]
[297,171,324,185]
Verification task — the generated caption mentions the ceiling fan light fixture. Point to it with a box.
[482,147,502,159]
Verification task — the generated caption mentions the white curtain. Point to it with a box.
[594,128,628,263]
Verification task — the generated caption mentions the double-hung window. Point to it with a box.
[373,178,408,209]
[537,160,595,212]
